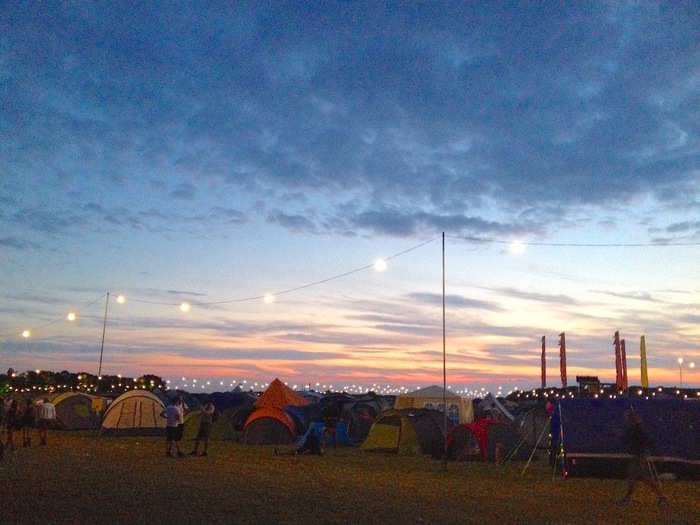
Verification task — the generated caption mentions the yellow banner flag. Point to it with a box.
[640,336,649,388]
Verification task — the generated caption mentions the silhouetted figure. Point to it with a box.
[22,399,34,447]
[5,400,20,451]
[162,397,184,457]
[190,399,215,457]
[322,402,340,449]
[619,410,666,506]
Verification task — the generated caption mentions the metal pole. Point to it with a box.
[442,232,447,471]
[679,364,682,388]
[98,292,109,378]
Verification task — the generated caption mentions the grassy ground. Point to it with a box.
[1,432,698,524]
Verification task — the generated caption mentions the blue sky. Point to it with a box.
[1,2,698,390]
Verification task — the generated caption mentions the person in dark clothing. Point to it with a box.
[21,399,34,447]
[322,402,340,449]
[619,410,666,506]
[5,400,20,451]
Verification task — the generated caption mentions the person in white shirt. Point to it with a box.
[161,397,184,458]
[37,398,56,446]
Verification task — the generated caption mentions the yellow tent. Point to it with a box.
[394,385,474,424]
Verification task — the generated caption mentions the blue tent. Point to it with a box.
[306,421,351,446]
[552,398,699,479]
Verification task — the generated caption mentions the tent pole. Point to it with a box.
[442,232,447,471]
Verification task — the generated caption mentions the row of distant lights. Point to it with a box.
[19,259,393,337]
[163,378,511,398]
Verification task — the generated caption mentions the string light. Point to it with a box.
[263,293,275,304]
[179,302,191,313]
[373,258,387,272]
[116,294,126,304]
[66,312,77,322]
[22,329,31,338]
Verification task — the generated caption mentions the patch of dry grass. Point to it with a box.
[1,432,698,524]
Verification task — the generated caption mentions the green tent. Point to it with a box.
[362,408,450,457]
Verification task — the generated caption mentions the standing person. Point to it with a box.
[190,399,215,456]
[37,397,56,446]
[618,410,667,506]
[5,400,19,451]
[21,399,35,447]
[161,397,184,458]
[322,401,340,449]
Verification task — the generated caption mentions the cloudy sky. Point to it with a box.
[1,2,698,390]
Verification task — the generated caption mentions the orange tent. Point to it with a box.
[254,378,308,409]
[244,407,295,435]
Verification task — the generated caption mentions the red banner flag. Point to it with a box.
[541,336,546,389]
[559,332,567,388]
[621,339,628,391]
[614,331,622,391]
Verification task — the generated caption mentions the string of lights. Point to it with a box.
[0,237,437,338]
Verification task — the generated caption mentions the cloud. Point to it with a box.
[267,210,318,233]
[592,290,664,303]
[407,292,503,312]
[483,287,579,306]
[0,236,39,250]
[170,182,197,200]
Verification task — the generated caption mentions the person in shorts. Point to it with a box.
[190,399,215,457]
[37,398,56,446]
[162,397,184,457]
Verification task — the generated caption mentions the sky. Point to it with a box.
[1,1,699,391]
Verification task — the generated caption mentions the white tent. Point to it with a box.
[100,390,166,435]
[394,385,474,424]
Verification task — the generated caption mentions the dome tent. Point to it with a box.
[361,408,452,457]
[100,390,166,436]
[446,418,524,462]
[49,392,103,430]
[394,386,474,424]
[243,379,309,445]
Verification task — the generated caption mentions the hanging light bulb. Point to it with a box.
[66,312,77,322]
[21,329,31,338]
[373,258,387,272]
[116,294,126,304]
[263,293,275,304]
[179,302,191,313]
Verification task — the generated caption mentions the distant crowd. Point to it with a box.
[0,396,57,458]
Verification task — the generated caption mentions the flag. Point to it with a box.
[559,332,567,388]
[614,331,622,391]
[640,336,649,388]
[621,339,628,391]
[541,336,546,389]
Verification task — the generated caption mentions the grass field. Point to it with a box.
[1,432,698,524]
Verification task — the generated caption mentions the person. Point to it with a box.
[618,410,667,506]
[0,397,4,461]
[5,400,20,451]
[161,397,184,457]
[21,399,34,447]
[190,399,215,457]
[37,397,56,445]
[322,401,340,449]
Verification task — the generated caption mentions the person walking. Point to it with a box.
[21,399,35,447]
[37,398,56,446]
[618,410,667,506]
[190,399,215,457]
[162,397,185,458]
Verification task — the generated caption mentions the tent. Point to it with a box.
[307,421,352,447]
[100,390,166,436]
[394,386,474,424]
[49,392,103,430]
[361,409,451,457]
[553,398,700,478]
[446,418,524,461]
[342,400,380,443]
[243,379,309,445]
[515,405,551,449]
[477,393,515,421]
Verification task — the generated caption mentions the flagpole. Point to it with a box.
[97,292,109,377]
[442,232,447,471]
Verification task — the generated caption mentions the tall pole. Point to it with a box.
[98,292,109,378]
[679,364,682,387]
[442,232,447,470]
